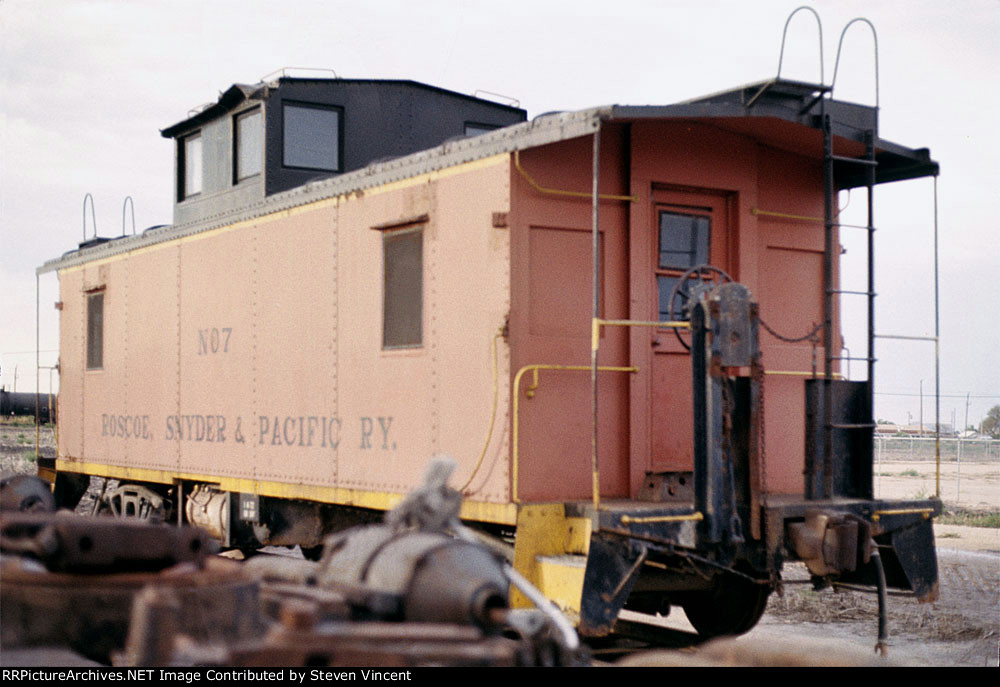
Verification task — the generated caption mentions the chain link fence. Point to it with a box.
[874,436,1000,463]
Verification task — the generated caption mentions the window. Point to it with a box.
[656,211,710,320]
[86,292,104,370]
[283,102,341,171]
[179,132,202,199]
[234,107,263,182]
[382,227,423,349]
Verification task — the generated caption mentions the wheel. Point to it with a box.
[101,483,169,522]
[681,574,770,638]
[667,264,734,351]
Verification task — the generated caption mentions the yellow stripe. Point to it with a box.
[872,508,934,521]
[59,154,509,275]
[56,458,517,525]
[619,511,703,524]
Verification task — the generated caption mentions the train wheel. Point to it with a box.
[681,575,770,638]
[101,483,170,522]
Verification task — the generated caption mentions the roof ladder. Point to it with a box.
[820,20,880,500]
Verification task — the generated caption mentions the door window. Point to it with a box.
[656,210,711,321]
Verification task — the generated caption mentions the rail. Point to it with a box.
[589,317,689,510]
[511,363,638,504]
[513,150,638,204]
[872,507,933,522]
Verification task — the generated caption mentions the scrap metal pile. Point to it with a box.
[0,460,585,667]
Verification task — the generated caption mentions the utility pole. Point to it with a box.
[964,392,971,434]
[919,379,924,436]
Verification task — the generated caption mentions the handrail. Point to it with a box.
[765,370,845,379]
[513,150,638,203]
[82,193,97,240]
[589,317,688,509]
[122,196,135,236]
[620,512,703,525]
[591,318,689,353]
[872,328,941,497]
[511,364,638,504]
[459,328,505,494]
[831,18,880,110]
[776,6,825,85]
[872,508,933,522]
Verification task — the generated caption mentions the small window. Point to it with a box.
[382,227,423,349]
[283,102,341,171]
[656,211,710,321]
[658,211,709,270]
[234,108,263,182]
[86,292,104,370]
[179,132,202,200]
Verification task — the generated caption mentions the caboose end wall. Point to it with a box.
[508,120,837,503]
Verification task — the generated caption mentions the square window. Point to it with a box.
[234,108,263,182]
[283,102,341,171]
[656,211,711,321]
[87,292,104,370]
[382,227,423,349]
[658,211,709,269]
[180,132,202,199]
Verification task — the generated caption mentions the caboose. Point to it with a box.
[39,64,941,640]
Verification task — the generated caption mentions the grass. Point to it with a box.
[899,469,920,477]
[1,416,47,427]
[936,509,1000,529]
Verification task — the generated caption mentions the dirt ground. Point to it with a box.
[2,421,997,667]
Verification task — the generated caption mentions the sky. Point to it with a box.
[1,0,998,430]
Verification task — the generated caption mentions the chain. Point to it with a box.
[756,360,770,544]
[759,317,822,344]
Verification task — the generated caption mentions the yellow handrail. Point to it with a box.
[620,512,703,524]
[459,328,505,494]
[588,317,689,508]
[512,363,638,503]
[872,508,934,522]
[764,370,845,379]
[591,317,690,352]
[514,150,639,203]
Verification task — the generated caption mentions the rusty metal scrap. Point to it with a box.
[0,464,586,667]
[0,512,212,572]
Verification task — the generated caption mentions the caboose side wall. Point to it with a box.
[56,156,514,521]
[508,128,633,502]
[508,120,838,502]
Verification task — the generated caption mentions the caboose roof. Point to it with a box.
[39,78,938,275]
[159,77,526,139]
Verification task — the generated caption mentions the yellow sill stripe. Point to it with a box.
[56,458,517,526]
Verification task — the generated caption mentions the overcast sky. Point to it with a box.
[1,0,997,429]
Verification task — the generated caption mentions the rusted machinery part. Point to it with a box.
[1,553,257,665]
[0,474,55,513]
[0,512,212,572]
[318,525,509,628]
[122,580,579,667]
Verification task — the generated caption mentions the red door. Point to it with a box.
[647,189,732,473]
